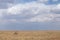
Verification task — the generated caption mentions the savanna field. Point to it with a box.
[0,31,60,40]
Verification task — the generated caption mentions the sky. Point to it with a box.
[0,0,60,30]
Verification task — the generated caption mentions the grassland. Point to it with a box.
[0,31,60,40]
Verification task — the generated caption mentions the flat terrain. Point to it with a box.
[0,31,60,40]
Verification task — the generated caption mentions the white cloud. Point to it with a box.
[26,14,54,22]
[51,4,60,14]
[0,0,60,22]
[7,2,50,15]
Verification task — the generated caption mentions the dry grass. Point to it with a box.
[0,31,60,40]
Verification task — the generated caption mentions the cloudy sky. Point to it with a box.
[0,0,60,30]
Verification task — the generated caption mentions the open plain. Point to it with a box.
[0,31,60,40]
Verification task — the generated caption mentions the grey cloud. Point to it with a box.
[0,0,60,30]
[0,0,14,3]
[0,0,60,23]
[0,0,15,9]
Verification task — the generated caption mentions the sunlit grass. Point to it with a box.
[0,31,60,40]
